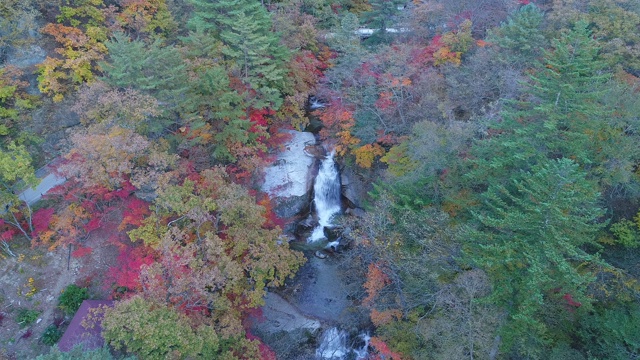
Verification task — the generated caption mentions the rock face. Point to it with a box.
[5,45,46,69]
[254,292,321,334]
[262,130,316,219]
[340,166,368,209]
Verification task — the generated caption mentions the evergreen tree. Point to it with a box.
[362,0,405,34]
[187,0,289,109]
[466,158,606,358]
[101,33,189,114]
[468,22,639,193]
[487,3,547,67]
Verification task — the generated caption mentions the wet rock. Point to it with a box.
[253,292,321,334]
[289,257,352,323]
[314,250,328,259]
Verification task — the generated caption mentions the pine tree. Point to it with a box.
[187,0,290,109]
[468,22,638,192]
[466,158,606,357]
[362,0,405,34]
[100,33,189,113]
[488,3,547,66]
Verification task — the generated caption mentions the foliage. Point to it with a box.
[16,308,40,328]
[188,0,290,109]
[58,284,89,315]
[0,141,39,243]
[361,0,405,33]
[487,3,546,66]
[41,325,63,346]
[139,168,305,337]
[466,158,606,357]
[609,219,640,248]
[71,81,161,133]
[0,66,38,141]
[57,125,176,190]
[576,304,640,359]
[102,296,224,359]
[549,0,640,72]
[101,33,188,113]
[468,21,639,195]
[38,12,109,101]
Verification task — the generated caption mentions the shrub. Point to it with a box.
[58,284,89,315]
[41,325,63,346]
[16,308,40,328]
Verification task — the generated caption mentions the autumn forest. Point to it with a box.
[1,0,640,359]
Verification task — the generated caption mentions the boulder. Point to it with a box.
[262,130,316,219]
[254,292,321,334]
[340,167,368,209]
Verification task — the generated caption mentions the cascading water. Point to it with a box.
[316,327,370,360]
[308,151,341,242]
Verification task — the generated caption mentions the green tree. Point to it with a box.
[487,3,547,67]
[361,0,405,34]
[549,0,640,73]
[466,158,606,358]
[469,22,639,194]
[187,0,290,109]
[577,304,640,360]
[0,142,39,245]
[101,33,188,114]
[102,296,222,359]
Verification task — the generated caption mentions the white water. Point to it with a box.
[308,152,342,242]
[316,327,370,360]
[310,97,326,109]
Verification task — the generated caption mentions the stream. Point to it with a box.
[258,129,370,359]
[307,149,370,359]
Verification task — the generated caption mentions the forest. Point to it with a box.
[1,0,639,359]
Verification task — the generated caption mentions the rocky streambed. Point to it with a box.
[256,130,371,359]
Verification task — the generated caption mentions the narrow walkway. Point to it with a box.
[18,172,65,205]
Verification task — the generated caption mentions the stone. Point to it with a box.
[262,130,316,219]
[253,292,321,334]
[345,207,366,217]
[5,45,46,68]
[314,250,328,259]
[340,167,368,209]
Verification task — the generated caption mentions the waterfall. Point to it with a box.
[308,152,341,242]
[316,327,370,360]
[316,328,348,359]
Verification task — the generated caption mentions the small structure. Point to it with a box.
[57,300,114,352]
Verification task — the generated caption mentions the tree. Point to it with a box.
[37,0,110,101]
[134,168,305,338]
[103,0,177,39]
[71,80,161,134]
[102,295,224,359]
[549,0,640,73]
[487,3,546,67]
[361,0,405,34]
[0,142,39,246]
[101,33,189,113]
[466,158,606,357]
[57,125,176,191]
[187,0,290,109]
[468,22,640,195]
[418,270,501,360]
